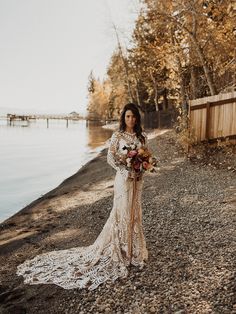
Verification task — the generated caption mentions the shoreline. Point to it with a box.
[0,144,110,227]
[0,141,109,224]
[1,128,166,226]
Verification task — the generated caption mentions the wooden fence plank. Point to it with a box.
[189,92,236,144]
[205,102,211,140]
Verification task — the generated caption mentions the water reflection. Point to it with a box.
[86,121,114,149]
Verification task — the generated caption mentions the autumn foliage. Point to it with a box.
[87,0,236,121]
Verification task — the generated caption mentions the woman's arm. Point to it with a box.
[107,131,129,181]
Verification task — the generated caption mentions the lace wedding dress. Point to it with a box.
[16,130,148,290]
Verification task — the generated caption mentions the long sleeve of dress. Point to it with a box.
[107,132,129,181]
[142,132,149,149]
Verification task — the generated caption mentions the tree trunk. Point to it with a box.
[163,88,168,110]
[190,66,198,99]
[149,70,159,111]
[170,29,187,106]
[113,24,135,102]
[134,74,142,108]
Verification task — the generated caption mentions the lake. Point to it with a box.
[0,118,114,222]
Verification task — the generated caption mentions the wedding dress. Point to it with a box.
[16,130,148,291]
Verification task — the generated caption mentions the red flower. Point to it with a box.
[142,161,151,170]
[133,162,141,170]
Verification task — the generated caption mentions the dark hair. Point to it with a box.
[119,103,146,145]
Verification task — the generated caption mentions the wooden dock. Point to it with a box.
[6,113,118,128]
[6,113,83,127]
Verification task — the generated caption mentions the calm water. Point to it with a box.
[0,118,113,222]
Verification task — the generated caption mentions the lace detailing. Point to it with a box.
[121,131,148,149]
[16,130,149,291]
[107,131,130,181]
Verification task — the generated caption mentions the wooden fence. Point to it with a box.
[141,108,178,129]
[189,91,236,144]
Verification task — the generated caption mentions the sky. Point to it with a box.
[0,0,140,116]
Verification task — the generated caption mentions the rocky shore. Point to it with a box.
[0,128,235,314]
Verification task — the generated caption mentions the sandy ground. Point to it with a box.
[0,128,235,314]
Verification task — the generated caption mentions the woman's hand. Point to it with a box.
[128,171,135,180]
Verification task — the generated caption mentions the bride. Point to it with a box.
[17,103,149,291]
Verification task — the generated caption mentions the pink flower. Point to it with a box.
[128,150,138,158]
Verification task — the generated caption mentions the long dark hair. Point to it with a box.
[119,103,146,145]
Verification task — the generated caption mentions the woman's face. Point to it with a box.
[124,110,136,129]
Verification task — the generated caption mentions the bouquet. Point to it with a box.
[118,141,158,175]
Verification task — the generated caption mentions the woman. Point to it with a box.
[17,103,149,291]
